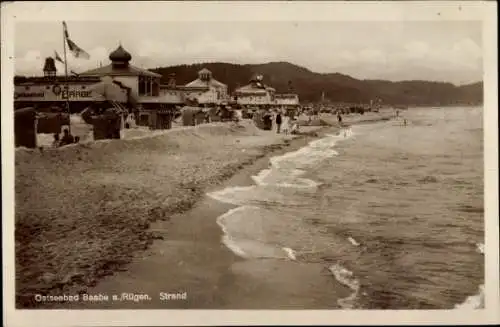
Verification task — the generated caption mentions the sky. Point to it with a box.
[14,20,483,85]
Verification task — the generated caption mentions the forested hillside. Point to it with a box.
[151,61,483,106]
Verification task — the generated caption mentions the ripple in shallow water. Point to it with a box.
[457,204,484,214]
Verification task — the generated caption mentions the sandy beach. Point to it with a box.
[15,111,393,308]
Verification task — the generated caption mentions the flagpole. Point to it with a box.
[62,22,71,134]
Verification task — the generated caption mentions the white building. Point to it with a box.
[181,68,228,105]
[14,45,189,130]
[234,74,276,107]
[79,45,184,129]
[14,46,185,111]
[275,93,300,107]
[79,45,184,106]
[14,62,111,112]
[14,75,101,105]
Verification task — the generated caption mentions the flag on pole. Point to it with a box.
[62,21,90,59]
[54,50,65,64]
[63,21,70,38]
[67,39,90,59]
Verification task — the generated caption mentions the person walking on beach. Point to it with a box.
[275,112,282,134]
[291,117,300,134]
[52,133,60,148]
[59,128,74,146]
[282,114,290,135]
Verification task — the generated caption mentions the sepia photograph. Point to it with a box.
[2,1,498,326]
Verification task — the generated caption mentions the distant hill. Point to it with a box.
[151,61,483,106]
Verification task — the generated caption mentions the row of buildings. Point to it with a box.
[14,45,300,115]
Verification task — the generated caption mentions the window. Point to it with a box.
[138,76,146,96]
[138,77,158,97]
[152,80,159,96]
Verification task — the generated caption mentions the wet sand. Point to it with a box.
[62,127,353,309]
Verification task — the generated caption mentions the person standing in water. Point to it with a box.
[275,112,282,134]
[337,111,343,125]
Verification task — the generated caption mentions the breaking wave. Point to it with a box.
[329,264,361,309]
[208,127,360,307]
[454,242,485,309]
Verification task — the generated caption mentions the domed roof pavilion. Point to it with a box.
[185,68,227,88]
[109,45,132,63]
[80,44,160,78]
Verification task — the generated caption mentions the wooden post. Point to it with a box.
[62,22,72,134]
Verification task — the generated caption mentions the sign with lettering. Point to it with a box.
[14,83,98,102]
[14,92,45,100]
[52,84,93,99]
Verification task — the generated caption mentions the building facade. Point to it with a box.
[15,49,301,132]
[275,93,300,107]
[15,45,186,107]
[14,45,187,130]
[234,74,276,107]
[79,45,184,107]
[181,68,228,105]
[14,74,104,112]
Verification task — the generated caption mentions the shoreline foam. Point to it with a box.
[208,125,361,308]
[454,243,485,309]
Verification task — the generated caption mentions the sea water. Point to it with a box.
[208,107,484,309]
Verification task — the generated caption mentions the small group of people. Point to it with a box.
[394,109,408,126]
[274,111,299,135]
[52,128,79,148]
